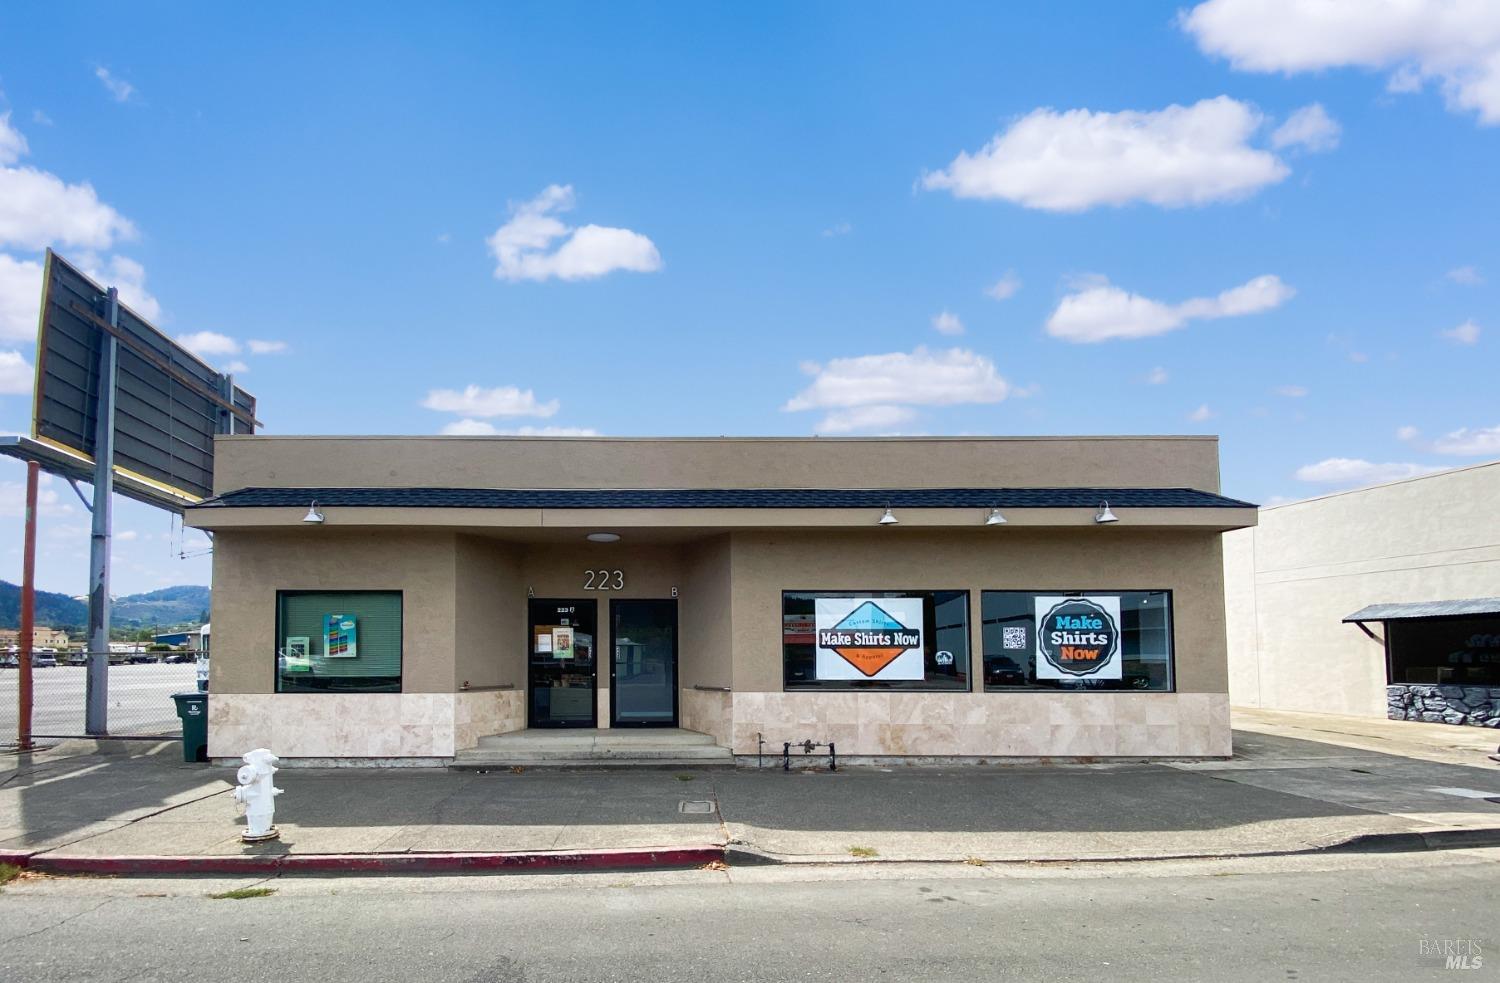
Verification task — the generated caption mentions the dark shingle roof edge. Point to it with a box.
[195,487,1258,510]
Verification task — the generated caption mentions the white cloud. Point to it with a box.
[1182,0,1500,125]
[984,270,1022,300]
[1274,384,1308,397]
[439,420,598,436]
[814,405,918,434]
[821,221,852,237]
[1045,273,1294,343]
[0,166,137,252]
[1188,404,1214,422]
[1294,457,1440,487]
[1446,265,1482,285]
[222,360,249,374]
[785,347,1010,418]
[82,254,160,321]
[922,96,1288,211]
[0,474,72,519]
[115,529,138,542]
[931,310,964,336]
[0,253,42,341]
[247,339,287,355]
[1270,103,1341,152]
[422,384,559,419]
[1440,319,1480,344]
[94,66,135,103]
[487,185,661,282]
[0,112,28,166]
[177,331,240,357]
[1431,424,1500,457]
[30,110,52,128]
[0,349,32,394]
[1144,366,1169,385]
[1396,424,1421,442]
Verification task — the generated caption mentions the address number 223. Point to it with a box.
[584,569,624,591]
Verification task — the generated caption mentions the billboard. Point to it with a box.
[29,250,257,504]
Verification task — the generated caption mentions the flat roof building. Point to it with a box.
[185,435,1257,764]
[1224,461,1500,728]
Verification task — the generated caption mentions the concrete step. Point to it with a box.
[454,728,734,769]
[449,755,735,771]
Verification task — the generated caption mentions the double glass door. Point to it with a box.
[526,598,678,728]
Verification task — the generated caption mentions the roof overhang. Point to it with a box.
[1343,598,1500,623]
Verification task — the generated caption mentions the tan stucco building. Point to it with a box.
[185,435,1256,763]
[1224,460,1500,727]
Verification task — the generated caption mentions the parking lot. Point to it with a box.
[0,662,198,737]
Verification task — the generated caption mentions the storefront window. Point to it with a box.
[1387,616,1500,685]
[981,590,1173,692]
[782,590,969,691]
[275,591,402,693]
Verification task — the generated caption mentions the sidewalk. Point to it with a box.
[1,714,1497,874]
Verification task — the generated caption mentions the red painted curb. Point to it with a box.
[0,846,727,877]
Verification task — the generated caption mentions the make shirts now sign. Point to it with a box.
[814,597,925,680]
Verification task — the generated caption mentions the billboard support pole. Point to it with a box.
[84,287,119,737]
[17,460,38,751]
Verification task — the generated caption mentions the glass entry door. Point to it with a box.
[528,599,597,728]
[611,599,678,727]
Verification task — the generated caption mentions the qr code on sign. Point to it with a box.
[1002,627,1027,650]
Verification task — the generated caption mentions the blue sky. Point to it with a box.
[0,1,1495,595]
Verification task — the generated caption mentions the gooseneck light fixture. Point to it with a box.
[1094,501,1119,524]
[984,508,1007,526]
[878,506,899,526]
[303,502,325,524]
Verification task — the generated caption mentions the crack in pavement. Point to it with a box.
[0,897,115,946]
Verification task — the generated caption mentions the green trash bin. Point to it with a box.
[172,692,208,763]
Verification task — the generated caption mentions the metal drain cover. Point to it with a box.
[679,800,716,814]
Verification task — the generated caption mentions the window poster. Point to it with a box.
[552,625,575,660]
[814,596,925,680]
[324,614,358,659]
[1033,595,1122,680]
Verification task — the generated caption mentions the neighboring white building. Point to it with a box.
[1224,460,1500,726]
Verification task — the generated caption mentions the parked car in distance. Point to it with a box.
[32,652,58,667]
[0,652,16,669]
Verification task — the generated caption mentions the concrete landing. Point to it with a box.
[451,728,735,769]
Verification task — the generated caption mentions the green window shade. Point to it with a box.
[278,591,402,685]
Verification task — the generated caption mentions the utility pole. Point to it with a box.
[17,460,38,750]
[85,287,119,736]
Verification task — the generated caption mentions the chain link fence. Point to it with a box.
[0,658,200,738]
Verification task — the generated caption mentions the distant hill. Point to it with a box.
[113,585,211,628]
[0,582,209,631]
[0,582,86,632]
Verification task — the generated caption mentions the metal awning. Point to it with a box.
[1343,598,1500,623]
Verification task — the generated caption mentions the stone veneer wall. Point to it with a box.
[211,690,1230,760]
[679,687,732,747]
[729,692,1231,758]
[1387,684,1500,727]
[455,689,525,750]
[210,690,523,761]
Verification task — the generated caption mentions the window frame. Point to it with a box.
[274,589,404,694]
[980,587,1177,693]
[780,588,973,693]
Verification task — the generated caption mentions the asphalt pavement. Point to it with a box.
[2,723,1499,865]
[0,663,195,737]
[1,847,1495,981]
